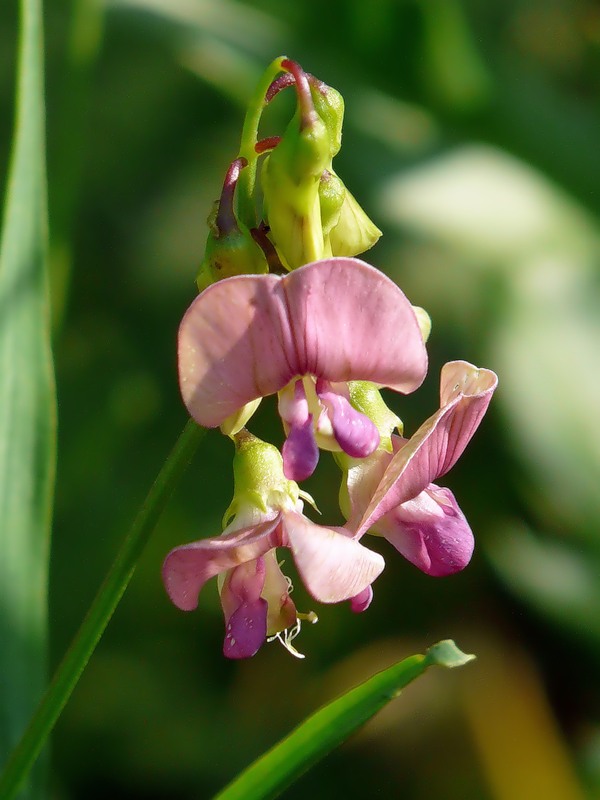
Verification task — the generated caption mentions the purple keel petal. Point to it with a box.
[317,384,380,458]
[282,511,384,603]
[356,361,497,537]
[282,416,319,481]
[376,485,474,576]
[223,598,269,659]
[162,517,282,611]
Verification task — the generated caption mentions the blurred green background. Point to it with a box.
[3,0,600,797]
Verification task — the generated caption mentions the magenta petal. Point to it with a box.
[377,485,474,576]
[178,257,428,428]
[350,585,373,613]
[356,361,497,536]
[162,517,281,611]
[282,511,384,603]
[223,598,268,659]
[282,416,319,481]
[318,387,380,458]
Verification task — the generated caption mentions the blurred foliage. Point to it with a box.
[2,0,600,797]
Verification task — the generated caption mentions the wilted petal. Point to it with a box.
[262,550,297,635]
[178,258,428,428]
[162,517,281,611]
[356,361,497,536]
[375,485,474,577]
[282,511,384,603]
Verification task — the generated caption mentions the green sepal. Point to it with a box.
[309,80,344,158]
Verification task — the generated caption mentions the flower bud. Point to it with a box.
[309,79,344,158]
[262,61,331,269]
[197,158,268,291]
[328,178,382,257]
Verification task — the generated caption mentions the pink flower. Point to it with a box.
[162,435,384,658]
[178,257,427,481]
[345,361,498,576]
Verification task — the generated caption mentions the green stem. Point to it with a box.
[236,56,286,227]
[0,419,206,800]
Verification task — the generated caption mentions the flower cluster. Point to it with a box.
[162,58,498,659]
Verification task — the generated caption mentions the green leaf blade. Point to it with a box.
[214,640,473,800]
[0,0,56,797]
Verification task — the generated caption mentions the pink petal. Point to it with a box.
[356,361,497,536]
[282,259,427,393]
[350,585,374,613]
[282,511,384,603]
[223,599,268,659]
[178,258,428,427]
[317,385,380,458]
[282,416,319,481]
[375,485,474,576]
[162,517,282,611]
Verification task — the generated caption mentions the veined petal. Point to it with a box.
[357,361,498,536]
[282,258,427,392]
[282,511,384,603]
[162,517,282,611]
[375,485,474,577]
[178,258,428,428]
[356,361,497,537]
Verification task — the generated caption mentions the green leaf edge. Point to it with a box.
[214,639,474,800]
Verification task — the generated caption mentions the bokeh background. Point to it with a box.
[2,0,600,797]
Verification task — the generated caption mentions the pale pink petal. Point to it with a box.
[282,511,384,603]
[162,517,282,611]
[178,257,428,427]
[282,258,427,393]
[178,274,293,427]
[375,485,474,576]
[356,362,497,536]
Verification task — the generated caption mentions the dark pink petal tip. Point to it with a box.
[223,598,268,659]
[350,585,373,613]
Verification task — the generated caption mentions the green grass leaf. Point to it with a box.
[214,640,474,800]
[0,0,56,797]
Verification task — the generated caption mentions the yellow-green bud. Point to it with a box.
[328,178,382,257]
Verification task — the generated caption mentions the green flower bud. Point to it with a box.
[197,158,268,291]
[318,170,345,237]
[223,430,315,525]
[262,61,331,269]
[327,176,382,257]
[309,79,344,158]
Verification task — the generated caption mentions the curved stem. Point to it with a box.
[0,419,207,800]
[236,56,286,227]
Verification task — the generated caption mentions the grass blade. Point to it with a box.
[0,0,56,797]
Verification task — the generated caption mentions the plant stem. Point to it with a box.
[236,56,286,227]
[0,419,206,800]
